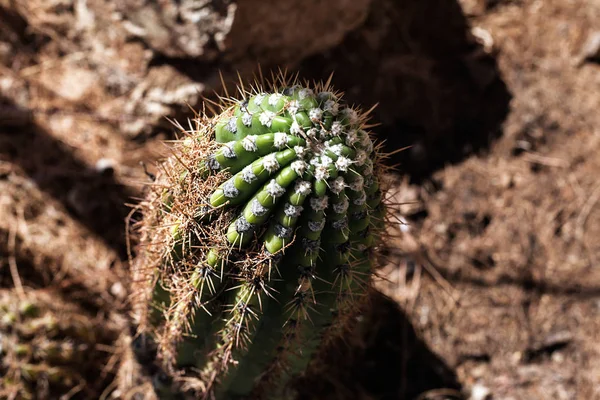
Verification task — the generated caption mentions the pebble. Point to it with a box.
[470,383,492,400]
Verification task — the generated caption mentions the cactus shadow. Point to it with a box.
[0,96,136,259]
[296,290,461,400]
[297,0,511,181]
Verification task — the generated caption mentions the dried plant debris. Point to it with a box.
[0,288,119,400]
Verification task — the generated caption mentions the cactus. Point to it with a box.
[0,288,117,399]
[132,74,387,399]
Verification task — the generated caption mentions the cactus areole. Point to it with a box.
[133,75,387,399]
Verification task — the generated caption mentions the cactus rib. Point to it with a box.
[133,75,388,399]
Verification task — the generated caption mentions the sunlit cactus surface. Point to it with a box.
[133,73,388,399]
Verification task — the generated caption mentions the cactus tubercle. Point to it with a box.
[132,75,388,399]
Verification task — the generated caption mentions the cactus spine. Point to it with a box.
[133,74,387,399]
[0,289,116,399]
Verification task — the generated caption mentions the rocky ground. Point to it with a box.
[1,0,599,399]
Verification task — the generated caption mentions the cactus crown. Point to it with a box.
[133,73,387,398]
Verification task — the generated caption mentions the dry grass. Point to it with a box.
[1,0,600,399]
[377,1,600,398]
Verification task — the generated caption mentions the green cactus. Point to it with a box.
[132,75,387,399]
[0,288,117,399]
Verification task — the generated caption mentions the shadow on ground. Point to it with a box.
[0,1,500,397]
[296,291,462,400]
[297,0,512,180]
[0,96,135,259]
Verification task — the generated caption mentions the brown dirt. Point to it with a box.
[377,1,600,399]
[1,0,599,399]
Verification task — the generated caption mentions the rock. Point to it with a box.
[99,64,205,136]
[577,30,600,65]
[4,0,372,138]
[224,0,371,66]
[116,0,237,59]
[116,0,371,65]
[38,65,99,102]
[470,383,492,400]
[95,158,116,176]
[3,0,509,172]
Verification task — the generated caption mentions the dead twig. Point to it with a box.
[8,217,25,300]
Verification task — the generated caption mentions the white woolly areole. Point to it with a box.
[318,91,334,101]
[309,107,323,122]
[355,150,367,166]
[287,100,300,115]
[253,93,266,106]
[242,135,258,152]
[314,165,330,181]
[332,218,348,230]
[345,130,359,146]
[266,179,286,198]
[353,191,367,206]
[241,165,257,183]
[208,155,221,171]
[259,110,276,127]
[274,224,292,239]
[310,196,329,211]
[328,143,344,156]
[343,108,359,125]
[226,116,238,133]
[333,196,349,214]
[349,176,364,191]
[351,210,367,220]
[324,100,339,116]
[331,121,343,136]
[298,88,314,99]
[295,180,312,196]
[235,216,253,233]
[274,131,289,149]
[223,142,237,159]
[360,132,374,151]
[284,203,303,218]
[363,138,374,154]
[294,146,307,158]
[262,153,280,172]
[290,120,304,136]
[291,160,307,176]
[335,156,352,172]
[241,112,253,127]
[251,199,268,216]
[268,93,283,106]
[330,176,346,195]
[302,237,321,252]
[306,128,319,138]
[308,219,326,232]
[320,155,333,167]
[222,181,239,198]
[363,159,374,175]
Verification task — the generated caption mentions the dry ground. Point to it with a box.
[1,0,599,399]
[377,1,600,399]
